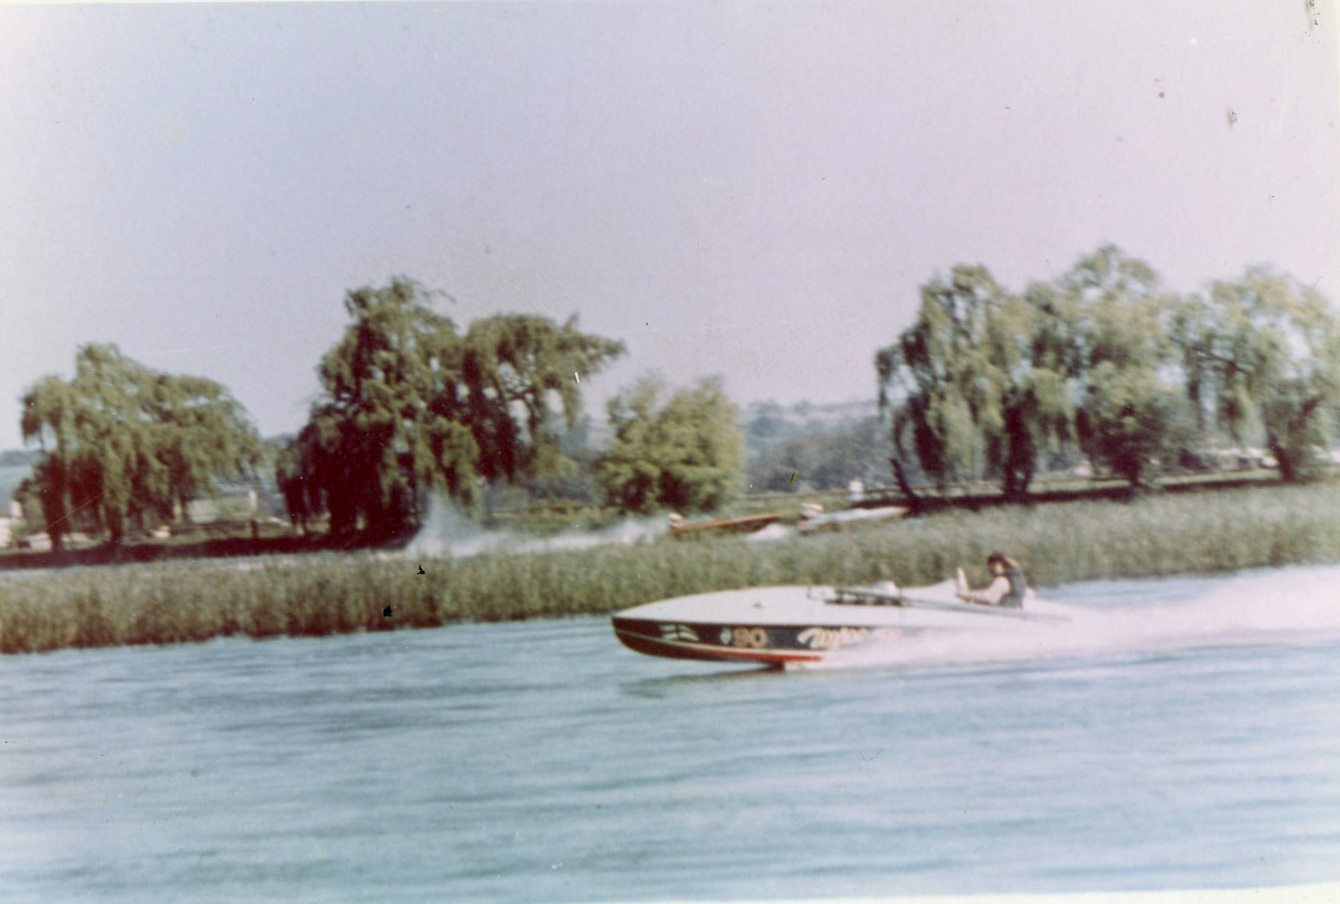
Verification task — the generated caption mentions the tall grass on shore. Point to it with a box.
[4,481,1340,654]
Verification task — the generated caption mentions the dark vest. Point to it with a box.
[1001,569,1027,608]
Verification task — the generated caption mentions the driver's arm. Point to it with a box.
[960,575,1009,605]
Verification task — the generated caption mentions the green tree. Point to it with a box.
[458,314,626,483]
[274,436,321,534]
[146,372,266,522]
[599,375,745,514]
[295,279,469,536]
[877,246,1195,497]
[987,285,1075,499]
[19,375,77,549]
[876,265,1008,492]
[1060,246,1189,489]
[877,264,1074,499]
[285,278,623,535]
[20,344,263,548]
[1174,269,1340,481]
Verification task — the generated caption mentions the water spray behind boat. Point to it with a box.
[797,566,1340,672]
[404,495,668,560]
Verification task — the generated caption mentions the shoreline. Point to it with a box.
[0,468,1297,575]
[4,479,1340,655]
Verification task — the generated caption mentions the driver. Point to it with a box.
[957,552,1028,608]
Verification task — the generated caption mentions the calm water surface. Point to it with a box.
[3,566,1340,903]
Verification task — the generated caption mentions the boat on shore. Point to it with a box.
[611,580,1070,668]
[796,503,909,534]
[667,512,783,538]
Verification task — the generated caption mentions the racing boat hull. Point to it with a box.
[611,581,1068,667]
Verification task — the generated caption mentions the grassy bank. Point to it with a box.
[4,480,1340,654]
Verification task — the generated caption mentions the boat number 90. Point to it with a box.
[721,627,768,648]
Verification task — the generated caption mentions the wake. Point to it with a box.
[804,565,1340,671]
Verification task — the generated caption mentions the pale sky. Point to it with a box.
[2,1,1338,450]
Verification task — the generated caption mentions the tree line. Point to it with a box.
[16,278,746,549]
[877,245,1340,499]
[19,345,264,549]
[15,249,1340,549]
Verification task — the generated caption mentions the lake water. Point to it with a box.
[3,565,1340,903]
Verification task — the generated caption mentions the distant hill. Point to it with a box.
[741,399,892,493]
[742,399,879,453]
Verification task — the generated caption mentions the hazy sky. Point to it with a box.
[2,2,1337,450]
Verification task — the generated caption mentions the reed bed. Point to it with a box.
[4,481,1340,654]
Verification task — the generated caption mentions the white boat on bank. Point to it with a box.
[795,504,909,534]
[611,580,1071,668]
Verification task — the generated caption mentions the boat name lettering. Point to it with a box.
[797,626,871,650]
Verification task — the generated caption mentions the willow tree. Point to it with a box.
[19,376,77,549]
[457,313,628,484]
[599,375,745,514]
[283,278,623,536]
[876,265,1006,494]
[1175,269,1340,481]
[1059,246,1190,489]
[876,265,1073,500]
[20,344,263,548]
[291,279,469,536]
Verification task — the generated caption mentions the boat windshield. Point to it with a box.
[829,587,905,607]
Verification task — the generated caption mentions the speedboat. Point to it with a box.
[611,580,1071,668]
